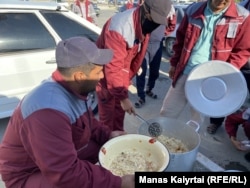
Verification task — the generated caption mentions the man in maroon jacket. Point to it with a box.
[160,0,250,129]
[0,37,134,188]
[206,0,250,135]
[96,0,172,131]
[225,106,250,151]
[223,0,250,164]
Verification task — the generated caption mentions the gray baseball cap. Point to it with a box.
[144,0,172,25]
[56,37,113,68]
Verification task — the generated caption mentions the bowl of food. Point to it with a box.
[98,134,170,176]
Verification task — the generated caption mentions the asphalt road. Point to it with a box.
[0,5,249,183]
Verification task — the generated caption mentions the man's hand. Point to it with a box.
[230,136,247,151]
[121,174,135,188]
[169,66,175,79]
[120,98,136,115]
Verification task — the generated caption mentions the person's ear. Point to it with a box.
[73,71,86,83]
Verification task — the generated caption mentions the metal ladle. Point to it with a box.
[135,113,162,137]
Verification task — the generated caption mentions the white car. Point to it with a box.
[0,0,101,119]
[164,4,188,57]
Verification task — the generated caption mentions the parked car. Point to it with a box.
[0,0,101,119]
[97,0,106,4]
[117,0,127,5]
[164,4,188,57]
[117,1,137,12]
[109,0,127,7]
[108,0,115,7]
[50,0,70,9]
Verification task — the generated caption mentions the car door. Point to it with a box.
[0,9,101,118]
[0,10,57,118]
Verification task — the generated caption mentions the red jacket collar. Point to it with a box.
[191,1,238,19]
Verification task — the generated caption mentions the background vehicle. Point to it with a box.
[117,1,137,12]
[164,4,188,57]
[97,0,106,4]
[0,0,101,119]
[117,0,127,5]
[108,0,127,7]
[108,0,115,7]
[51,0,70,9]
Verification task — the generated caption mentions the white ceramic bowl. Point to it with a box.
[98,134,170,176]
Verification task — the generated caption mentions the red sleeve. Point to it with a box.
[227,15,250,69]
[170,14,188,67]
[96,17,149,100]
[21,109,121,188]
[225,112,246,138]
[96,22,130,100]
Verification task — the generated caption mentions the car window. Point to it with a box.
[41,11,99,42]
[0,13,55,53]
